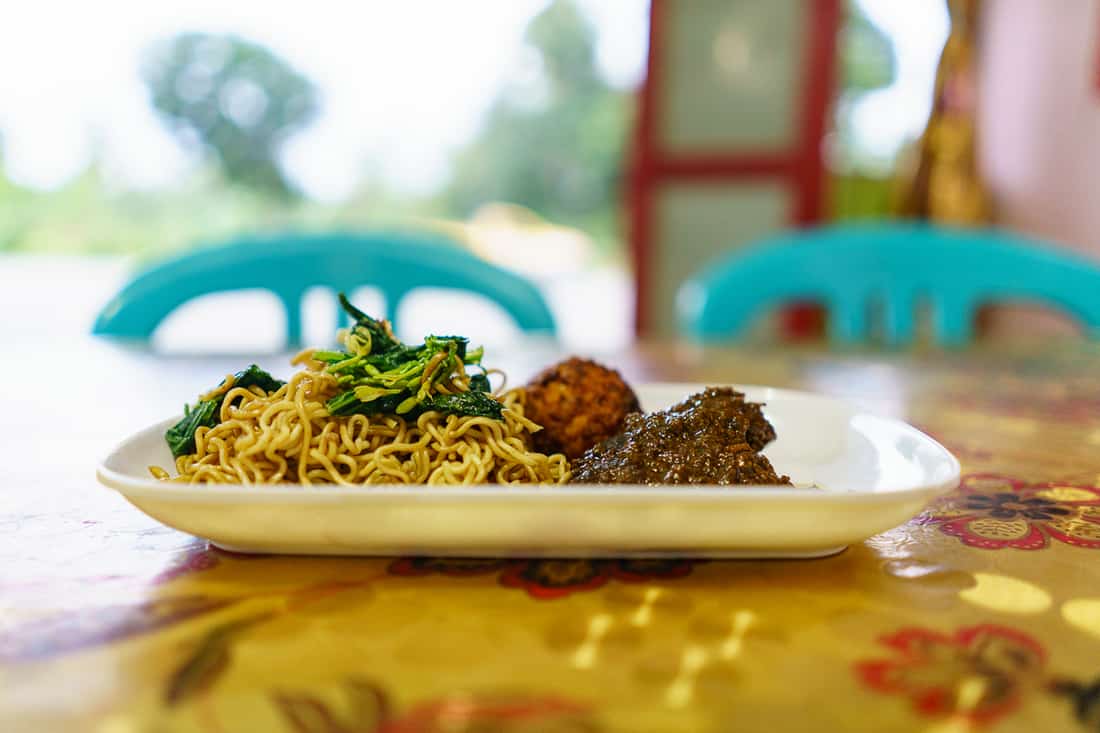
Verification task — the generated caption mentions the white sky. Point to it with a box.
[0,0,649,199]
[852,0,951,162]
[0,0,945,200]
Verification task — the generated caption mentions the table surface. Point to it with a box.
[4,282,1100,731]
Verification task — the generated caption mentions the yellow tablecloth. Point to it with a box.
[3,342,1100,732]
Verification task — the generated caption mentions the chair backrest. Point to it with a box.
[679,223,1100,345]
[93,230,556,346]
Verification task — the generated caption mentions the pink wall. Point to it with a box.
[979,0,1100,257]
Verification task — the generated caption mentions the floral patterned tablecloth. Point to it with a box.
[3,341,1100,732]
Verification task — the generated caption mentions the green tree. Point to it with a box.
[441,0,628,245]
[142,33,319,198]
[830,0,900,219]
[833,0,898,172]
[841,0,896,95]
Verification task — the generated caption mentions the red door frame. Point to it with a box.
[628,0,842,335]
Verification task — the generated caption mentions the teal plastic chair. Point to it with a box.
[93,231,556,347]
[679,223,1100,345]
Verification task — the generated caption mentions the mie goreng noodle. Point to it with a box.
[151,297,571,486]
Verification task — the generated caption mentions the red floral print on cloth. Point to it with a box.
[920,473,1100,550]
[855,624,1047,725]
[152,541,269,585]
[499,558,694,600]
[387,557,512,577]
[383,694,593,733]
[388,557,696,599]
[152,545,221,584]
[273,677,595,732]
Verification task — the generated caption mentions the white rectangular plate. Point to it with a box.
[96,384,960,558]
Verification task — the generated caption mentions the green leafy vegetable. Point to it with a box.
[164,298,504,459]
[338,293,401,355]
[232,364,286,393]
[425,390,504,419]
[165,365,285,458]
[322,294,502,420]
[468,372,491,393]
[165,400,220,459]
[327,384,503,420]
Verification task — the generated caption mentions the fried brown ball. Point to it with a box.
[523,357,641,459]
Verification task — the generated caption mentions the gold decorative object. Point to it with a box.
[895,0,992,225]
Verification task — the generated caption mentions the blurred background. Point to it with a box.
[2,0,1094,351]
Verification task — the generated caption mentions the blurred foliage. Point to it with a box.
[0,154,448,258]
[830,0,899,219]
[0,0,902,258]
[142,33,319,198]
[841,0,896,94]
[440,0,628,257]
[828,172,894,221]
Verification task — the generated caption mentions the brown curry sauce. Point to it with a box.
[572,387,791,486]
